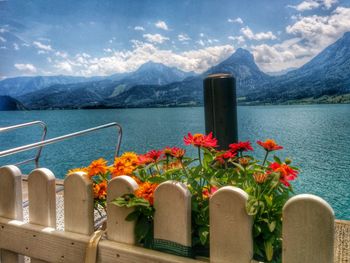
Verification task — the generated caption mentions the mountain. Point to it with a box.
[0,75,103,98]
[247,32,350,103]
[0,96,26,110]
[205,48,271,96]
[20,62,196,109]
[124,61,194,85]
[14,32,350,109]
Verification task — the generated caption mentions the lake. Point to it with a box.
[0,104,349,219]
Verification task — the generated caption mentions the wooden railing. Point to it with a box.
[0,165,335,263]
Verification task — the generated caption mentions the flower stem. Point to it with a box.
[198,147,202,166]
[262,151,269,166]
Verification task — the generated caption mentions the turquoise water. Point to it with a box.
[0,105,349,219]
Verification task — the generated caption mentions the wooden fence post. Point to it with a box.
[28,168,56,263]
[283,194,334,263]
[0,165,24,263]
[153,181,192,257]
[107,176,139,244]
[210,186,253,263]
[64,172,94,235]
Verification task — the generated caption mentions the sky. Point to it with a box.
[0,0,350,79]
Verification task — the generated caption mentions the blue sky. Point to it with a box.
[0,0,350,78]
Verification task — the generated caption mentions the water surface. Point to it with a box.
[0,104,349,219]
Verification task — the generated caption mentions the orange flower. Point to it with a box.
[120,152,139,167]
[257,139,283,152]
[170,147,186,159]
[135,182,158,205]
[87,158,108,177]
[239,157,251,167]
[93,181,107,200]
[269,162,298,186]
[66,167,88,176]
[111,157,135,177]
[163,160,182,171]
[253,172,268,184]
[184,132,218,148]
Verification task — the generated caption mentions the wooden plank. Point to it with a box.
[107,176,139,244]
[283,194,334,263]
[28,168,56,227]
[210,186,253,263]
[0,165,24,263]
[0,217,204,263]
[154,181,192,246]
[28,168,57,263]
[64,172,94,235]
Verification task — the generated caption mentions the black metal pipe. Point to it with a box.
[204,73,238,150]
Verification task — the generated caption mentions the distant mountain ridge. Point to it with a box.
[0,96,26,110]
[1,32,350,109]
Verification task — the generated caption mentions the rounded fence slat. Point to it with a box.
[107,176,139,244]
[210,186,253,263]
[28,168,56,263]
[0,165,23,220]
[153,181,191,247]
[0,165,24,263]
[28,168,56,228]
[283,194,334,263]
[64,172,94,235]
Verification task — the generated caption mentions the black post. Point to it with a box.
[204,73,238,150]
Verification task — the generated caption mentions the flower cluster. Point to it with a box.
[67,133,298,263]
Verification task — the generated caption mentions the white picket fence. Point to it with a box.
[0,165,335,263]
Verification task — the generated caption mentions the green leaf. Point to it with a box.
[264,240,274,261]
[268,221,276,232]
[273,155,281,164]
[125,210,141,221]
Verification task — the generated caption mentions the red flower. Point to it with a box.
[138,154,153,166]
[202,186,218,198]
[145,149,163,162]
[183,132,218,148]
[215,150,237,164]
[229,141,254,153]
[269,162,298,187]
[170,147,186,159]
[257,139,283,152]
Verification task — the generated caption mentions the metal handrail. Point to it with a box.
[0,121,48,167]
[0,122,122,163]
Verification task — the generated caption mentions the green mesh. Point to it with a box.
[152,239,194,258]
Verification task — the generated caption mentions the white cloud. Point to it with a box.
[0,36,6,42]
[286,7,350,46]
[14,63,37,74]
[228,17,244,24]
[252,6,350,72]
[0,46,6,49]
[199,33,205,38]
[143,33,169,44]
[134,26,145,31]
[228,35,245,44]
[289,0,338,11]
[54,61,73,73]
[0,28,8,33]
[103,48,113,53]
[13,43,19,50]
[155,20,169,30]
[196,39,205,46]
[178,34,191,41]
[33,41,53,52]
[323,0,338,9]
[240,26,277,40]
[55,51,68,58]
[49,41,234,76]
